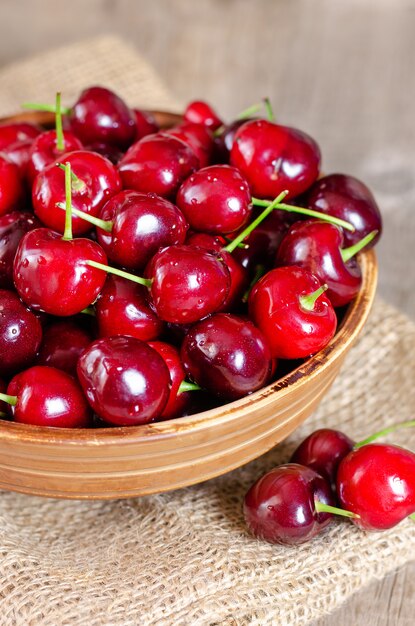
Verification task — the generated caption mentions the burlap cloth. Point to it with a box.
[0,37,414,626]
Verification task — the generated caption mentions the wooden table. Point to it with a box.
[0,0,414,623]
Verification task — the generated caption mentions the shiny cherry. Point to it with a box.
[36,319,92,376]
[230,119,321,199]
[0,122,40,150]
[27,129,82,183]
[243,464,335,544]
[165,122,214,168]
[0,155,23,216]
[290,428,355,492]
[181,313,273,400]
[69,86,137,149]
[148,341,192,420]
[176,165,252,234]
[0,289,43,376]
[32,150,122,235]
[337,444,415,530]
[77,335,171,426]
[306,174,382,248]
[1,138,34,179]
[183,100,223,131]
[4,365,90,427]
[133,109,159,139]
[118,133,199,199]
[214,117,257,163]
[0,211,41,288]
[249,266,337,359]
[96,274,164,341]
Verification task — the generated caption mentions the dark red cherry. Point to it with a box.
[0,378,8,416]
[27,130,83,183]
[77,335,171,426]
[133,109,159,139]
[0,122,40,150]
[0,155,24,216]
[118,133,199,199]
[6,365,90,428]
[306,174,382,248]
[1,138,34,179]
[145,245,230,323]
[337,444,415,530]
[32,150,122,235]
[148,341,191,420]
[276,220,365,307]
[214,118,257,162]
[69,86,137,149]
[183,100,223,131]
[0,211,41,288]
[0,289,43,377]
[36,319,92,376]
[83,142,123,165]
[13,228,107,316]
[230,120,321,199]
[181,313,273,400]
[165,122,214,168]
[96,274,164,341]
[176,165,252,234]
[248,265,337,359]
[96,190,188,270]
[243,464,335,544]
[290,428,355,492]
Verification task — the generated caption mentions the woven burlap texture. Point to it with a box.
[0,37,414,626]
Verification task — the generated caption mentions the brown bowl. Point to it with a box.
[0,110,378,499]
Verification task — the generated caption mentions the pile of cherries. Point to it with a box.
[244,422,415,543]
[0,86,382,428]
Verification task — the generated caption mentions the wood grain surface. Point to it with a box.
[0,0,414,623]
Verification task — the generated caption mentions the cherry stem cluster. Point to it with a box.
[252,197,355,232]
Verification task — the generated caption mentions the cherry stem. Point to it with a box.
[224,190,289,253]
[0,411,8,419]
[341,230,378,263]
[263,97,275,122]
[409,514,415,522]
[299,284,328,311]
[80,306,96,317]
[236,102,263,120]
[354,419,415,449]
[56,202,113,233]
[22,102,71,115]
[62,162,73,241]
[314,499,360,519]
[55,92,65,152]
[86,260,152,288]
[0,392,18,407]
[242,264,266,303]
[252,197,355,232]
[55,163,86,192]
[178,381,202,394]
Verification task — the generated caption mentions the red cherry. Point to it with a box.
[183,100,223,131]
[165,122,214,168]
[230,119,321,199]
[69,86,137,149]
[13,228,107,316]
[0,289,43,377]
[118,133,199,199]
[0,211,41,288]
[148,341,191,420]
[176,165,252,234]
[0,155,24,216]
[36,319,92,376]
[133,109,159,139]
[5,365,90,428]
[181,313,274,400]
[0,122,41,150]
[27,130,83,183]
[1,138,34,179]
[96,274,164,341]
[337,444,415,530]
[77,336,171,426]
[213,117,258,163]
[249,266,337,359]
[32,150,122,235]
[243,464,335,544]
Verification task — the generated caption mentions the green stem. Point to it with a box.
[263,97,275,122]
[252,197,355,232]
[86,260,152,288]
[224,190,288,253]
[341,231,378,263]
[314,500,360,519]
[299,284,328,311]
[178,381,202,394]
[55,92,65,152]
[22,102,71,115]
[0,392,18,407]
[242,264,266,303]
[56,202,113,232]
[55,163,86,192]
[0,411,8,419]
[62,162,73,241]
[236,102,263,120]
[409,513,415,522]
[80,306,96,317]
[354,419,415,449]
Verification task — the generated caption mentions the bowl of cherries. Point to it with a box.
[0,88,379,499]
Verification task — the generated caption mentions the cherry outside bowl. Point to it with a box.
[0,110,377,499]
